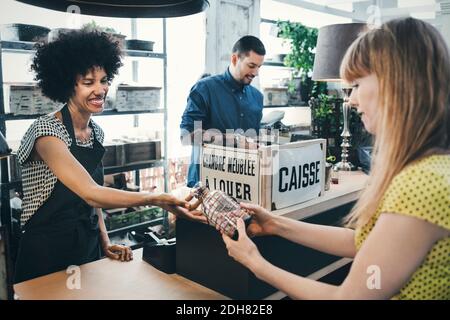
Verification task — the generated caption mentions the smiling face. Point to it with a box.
[69,66,110,114]
[230,50,265,85]
[348,73,380,135]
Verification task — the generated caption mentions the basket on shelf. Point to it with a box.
[0,23,50,42]
[9,84,60,115]
[115,85,161,111]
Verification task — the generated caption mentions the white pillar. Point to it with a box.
[441,18,450,49]
[205,0,261,75]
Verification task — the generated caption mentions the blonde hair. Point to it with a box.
[340,18,450,228]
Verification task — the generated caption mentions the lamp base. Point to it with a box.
[334,161,356,171]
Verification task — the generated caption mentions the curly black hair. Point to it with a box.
[31,29,123,103]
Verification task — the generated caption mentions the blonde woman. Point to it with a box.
[220,17,450,299]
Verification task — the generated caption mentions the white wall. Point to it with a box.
[205,0,261,75]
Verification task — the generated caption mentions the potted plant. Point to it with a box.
[276,20,327,104]
[47,21,126,47]
[309,94,372,167]
[81,21,126,47]
[309,94,340,156]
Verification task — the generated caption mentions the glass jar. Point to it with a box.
[191,183,252,239]
[331,167,340,184]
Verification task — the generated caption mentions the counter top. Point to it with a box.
[14,248,228,300]
[274,170,368,220]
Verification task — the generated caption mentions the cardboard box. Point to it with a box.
[201,139,326,211]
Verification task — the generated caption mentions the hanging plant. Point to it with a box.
[277,20,317,78]
[277,20,327,103]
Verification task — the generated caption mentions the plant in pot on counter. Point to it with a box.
[310,94,339,138]
[309,94,373,166]
[309,94,340,160]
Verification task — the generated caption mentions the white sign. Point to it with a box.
[272,143,324,209]
[201,145,259,204]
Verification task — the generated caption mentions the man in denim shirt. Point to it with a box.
[180,36,266,187]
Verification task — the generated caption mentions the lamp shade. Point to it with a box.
[15,0,209,18]
[312,23,367,82]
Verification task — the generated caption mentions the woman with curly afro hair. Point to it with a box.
[14,30,206,283]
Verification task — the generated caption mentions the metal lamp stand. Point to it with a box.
[334,88,356,171]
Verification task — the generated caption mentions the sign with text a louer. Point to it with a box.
[200,144,259,204]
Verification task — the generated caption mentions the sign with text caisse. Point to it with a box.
[271,142,324,210]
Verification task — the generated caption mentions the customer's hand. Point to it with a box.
[221,218,264,270]
[103,243,133,262]
[239,202,278,237]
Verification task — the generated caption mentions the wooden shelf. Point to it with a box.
[0,41,166,59]
[104,159,164,175]
[0,109,164,121]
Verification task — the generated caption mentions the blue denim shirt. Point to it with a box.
[180,68,263,187]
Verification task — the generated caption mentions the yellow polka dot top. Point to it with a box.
[355,154,450,300]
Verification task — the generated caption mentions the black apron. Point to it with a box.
[14,105,105,284]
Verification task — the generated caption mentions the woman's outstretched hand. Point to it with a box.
[150,193,207,223]
[151,193,189,208]
[164,204,207,223]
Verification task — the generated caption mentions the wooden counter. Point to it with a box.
[275,170,368,220]
[14,171,368,300]
[14,248,228,300]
